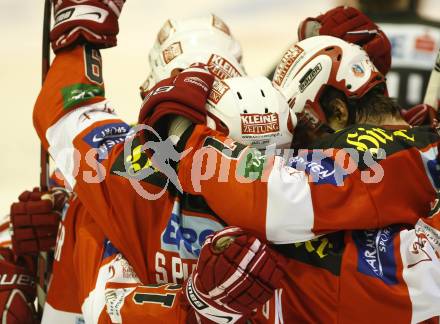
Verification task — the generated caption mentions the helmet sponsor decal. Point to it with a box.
[207,54,242,80]
[273,45,304,86]
[157,19,174,45]
[208,79,230,104]
[241,113,280,135]
[352,63,365,77]
[212,14,231,35]
[299,63,322,93]
[162,42,183,64]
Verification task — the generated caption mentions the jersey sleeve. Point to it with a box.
[177,125,436,244]
[33,44,127,189]
[32,45,155,282]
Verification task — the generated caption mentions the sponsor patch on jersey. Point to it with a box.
[102,239,120,260]
[288,151,348,186]
[83,122,130,159]
[161,201,223,259]
[299,63,322,93]
[208,78,230,104]
[353,226,399,285]
[162,42,183,64]
[61,83,104,110]
[273,44,304,87]
[345,127,415,158]
[207,54,242,80]
[404,220,440,268]
[239,149,267,180]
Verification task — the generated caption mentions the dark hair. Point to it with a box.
[319,84,401,125]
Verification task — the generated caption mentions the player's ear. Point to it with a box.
[170,68,184,77]
[327,98,349,130]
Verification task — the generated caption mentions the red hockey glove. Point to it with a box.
[138,63,214,136]
[10,187,69,255]
[185,227,285,323]
[50,0,125,52]
[400,103,439,126]
[0,248,37,324]
[298,6,391,75]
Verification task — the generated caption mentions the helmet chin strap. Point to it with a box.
[168,116,192,145]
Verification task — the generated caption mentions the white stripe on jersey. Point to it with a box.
[265,156,315,244]
[46,100,118,189]
[400,219,440,323]
[41,303,84,324]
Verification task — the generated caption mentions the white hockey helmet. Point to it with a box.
[206,76,295,149]
[140,14,245,95]
[272,35,385,128]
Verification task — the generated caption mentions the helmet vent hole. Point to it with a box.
[260,89,265,97]
[243,109,248,113]
[265,108,269,113]
[337,54,342,61]
[325,46,334,51]
[237,92,243,100]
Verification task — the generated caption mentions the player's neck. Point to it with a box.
[358,114,409,127]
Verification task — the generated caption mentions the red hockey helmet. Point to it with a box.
[272,35,385,130]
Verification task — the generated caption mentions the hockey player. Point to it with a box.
[32,1,285,323]
[35,0,439,293]
[296,4,440,125]
[39,13,248,324]
[144,33,440,322]
[32,1,440,322]
[262,34,440,323]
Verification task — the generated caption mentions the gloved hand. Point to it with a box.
[0,248,37,323]
[185,227,285,323]
[400,103,439,126]
[298,6,391,75]
[10,187,70,255]
[50,0,125,52]
[138,63,214,135]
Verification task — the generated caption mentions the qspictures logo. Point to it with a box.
[241,113,280,135]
